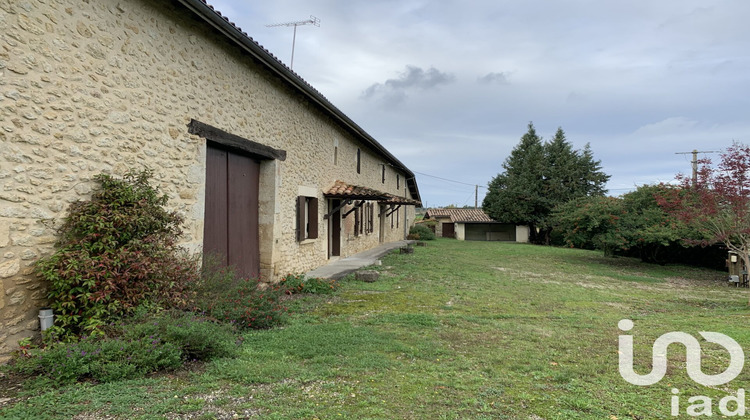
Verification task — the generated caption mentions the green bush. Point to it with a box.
[280,273,338,294]
[9,311,239,385]
[194,261,287,330]
[122,311,240,361]
[11,333,183,385]
[409,224,436,240]
[36,169,200,340]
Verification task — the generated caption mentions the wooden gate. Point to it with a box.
[204,143,260,278]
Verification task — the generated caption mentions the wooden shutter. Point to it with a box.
[354,205,360,236]
[296,196,305,241]
[368,203,375,233]
[357,205,365,235]
[308,197,319,239]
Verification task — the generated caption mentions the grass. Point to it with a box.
[2,239,748,419]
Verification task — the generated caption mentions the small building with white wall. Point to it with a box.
[424,209,529,242]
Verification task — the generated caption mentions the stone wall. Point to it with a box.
[0,0,418,361]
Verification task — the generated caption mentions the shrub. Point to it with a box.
[280,273,338,294]
[121,310,240,361]
[11,334,183,385]
[36,169,200,340]
[409,224,436,240]
[9,311,239,385]
[193,261,287,330]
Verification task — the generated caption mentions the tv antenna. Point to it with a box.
[675,149,719,186]
[266,15,320,70]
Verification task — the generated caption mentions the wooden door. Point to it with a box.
[204,143,260,277]
[442,222,455,238]
[328,199,341,257]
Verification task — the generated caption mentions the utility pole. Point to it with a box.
[475,185,478,209]
[266,16,320,70]
[675,149,719,187]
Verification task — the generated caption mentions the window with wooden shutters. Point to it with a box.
[296,196,318,241]
[356,149,361,174]
[397,174,400,190]
[381,165,385,184]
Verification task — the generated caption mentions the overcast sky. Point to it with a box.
[208,0,750,207]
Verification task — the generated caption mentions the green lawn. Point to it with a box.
[3,239,749,419]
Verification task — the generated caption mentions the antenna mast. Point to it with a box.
[266,15,320,70]
[675,149,720,187]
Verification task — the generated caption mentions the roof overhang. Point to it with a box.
[324,181,421,206]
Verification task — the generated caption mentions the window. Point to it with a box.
[356,149,361,174]
[296,196,319,241]
[397,174,400,190]
[381,165,386,184]
[334,145,338,165]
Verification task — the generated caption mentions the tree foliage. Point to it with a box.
[483,123,610,242]
[656,143,750,288]
[552,185,690,261]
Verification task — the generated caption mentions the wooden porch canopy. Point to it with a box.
[380,194,421,206]
[324,180,389,201]
[323,181,421,219]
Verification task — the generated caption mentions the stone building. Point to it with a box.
[0,0,421,361]
[424,209,528,242]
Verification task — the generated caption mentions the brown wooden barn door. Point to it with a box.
[204,143,260,278]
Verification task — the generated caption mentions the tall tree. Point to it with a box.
[484,124,610,243]
[483,123,546,240]
[656,143,750,301]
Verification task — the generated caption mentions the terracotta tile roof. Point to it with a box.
[324,181,421,205]
[324,181,389,200]
[382,194,422,206]
[424,208,495,223]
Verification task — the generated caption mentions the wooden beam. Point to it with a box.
[188,119,287,161]
[324,200,352,219]
[342,200,366,218]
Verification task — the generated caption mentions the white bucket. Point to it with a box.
[39,308,54,331]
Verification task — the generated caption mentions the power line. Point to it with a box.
[412,171,488,188]
[675,149,719,187]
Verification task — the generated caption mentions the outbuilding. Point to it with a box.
[424,209,528,242]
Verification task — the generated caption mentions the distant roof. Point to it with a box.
[176,0,420,203]
[424,208,495,223]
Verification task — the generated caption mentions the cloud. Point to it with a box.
[477,72,509,85]
[361,65,455,105]
[633,117,699,136]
